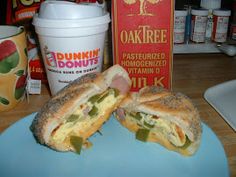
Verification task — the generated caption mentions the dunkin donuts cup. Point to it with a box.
[33,1,110,95]
[0,26,28,112]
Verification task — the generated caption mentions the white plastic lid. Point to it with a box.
[213,9,231,17]
[200,0,221,10]
[175,10,188,17]
[33,1,110,28]
[191,9,208,16]
[38,1,103,19]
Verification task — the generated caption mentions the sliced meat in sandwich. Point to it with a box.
[31,64,131,154]
[115,86,202,156]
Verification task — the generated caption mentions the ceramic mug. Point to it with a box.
[0,26,28,112]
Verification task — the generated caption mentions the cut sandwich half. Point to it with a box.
[115,86,202,156]
[31,64,131,154]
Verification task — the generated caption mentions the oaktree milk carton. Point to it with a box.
[112,0,173,91]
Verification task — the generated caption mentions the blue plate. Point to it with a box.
[0,113,229,177]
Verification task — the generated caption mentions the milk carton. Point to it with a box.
[112,0,173,91]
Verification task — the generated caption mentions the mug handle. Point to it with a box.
[18,26,25,33]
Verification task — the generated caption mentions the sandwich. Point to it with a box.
[115,86,202,156]
[31,64,131,154]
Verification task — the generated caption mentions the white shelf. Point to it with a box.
[174,43,222,54]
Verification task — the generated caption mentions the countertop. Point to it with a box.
[0,53,236,176]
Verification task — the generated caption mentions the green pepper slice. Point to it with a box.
[88,106,98,117]
[180,136,191,149]
[70,136,83,154]
[131,112,142,121]
[88,94,100,104]
[97,91,109,103]
[88,88,119,104]
[136,128,150,142]
[88,90,109,104]
[144,121,155,129]
[66,114,79,123]
[113,88,120,97]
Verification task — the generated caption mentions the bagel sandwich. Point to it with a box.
[115,86,202,156]
[31,64,131,154]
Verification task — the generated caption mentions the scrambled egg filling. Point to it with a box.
[126,112,188,147]
[51,89,119,144]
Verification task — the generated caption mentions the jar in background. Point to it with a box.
[174,10,188,44]
[212,9,231,43]
[230,23,236,40]
[190,9,208,43]
[200,0,221,41]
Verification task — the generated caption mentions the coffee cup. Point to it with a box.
[0,26,28,112]
[33,1,110,95]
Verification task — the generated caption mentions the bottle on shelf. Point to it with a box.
[190,9,209,43]
[200,0,221,42]
[174,10,188,44]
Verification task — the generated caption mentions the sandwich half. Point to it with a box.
[115,86,202,156]
[31,64,131,154]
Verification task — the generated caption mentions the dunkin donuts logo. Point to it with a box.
[44,46,100,69]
